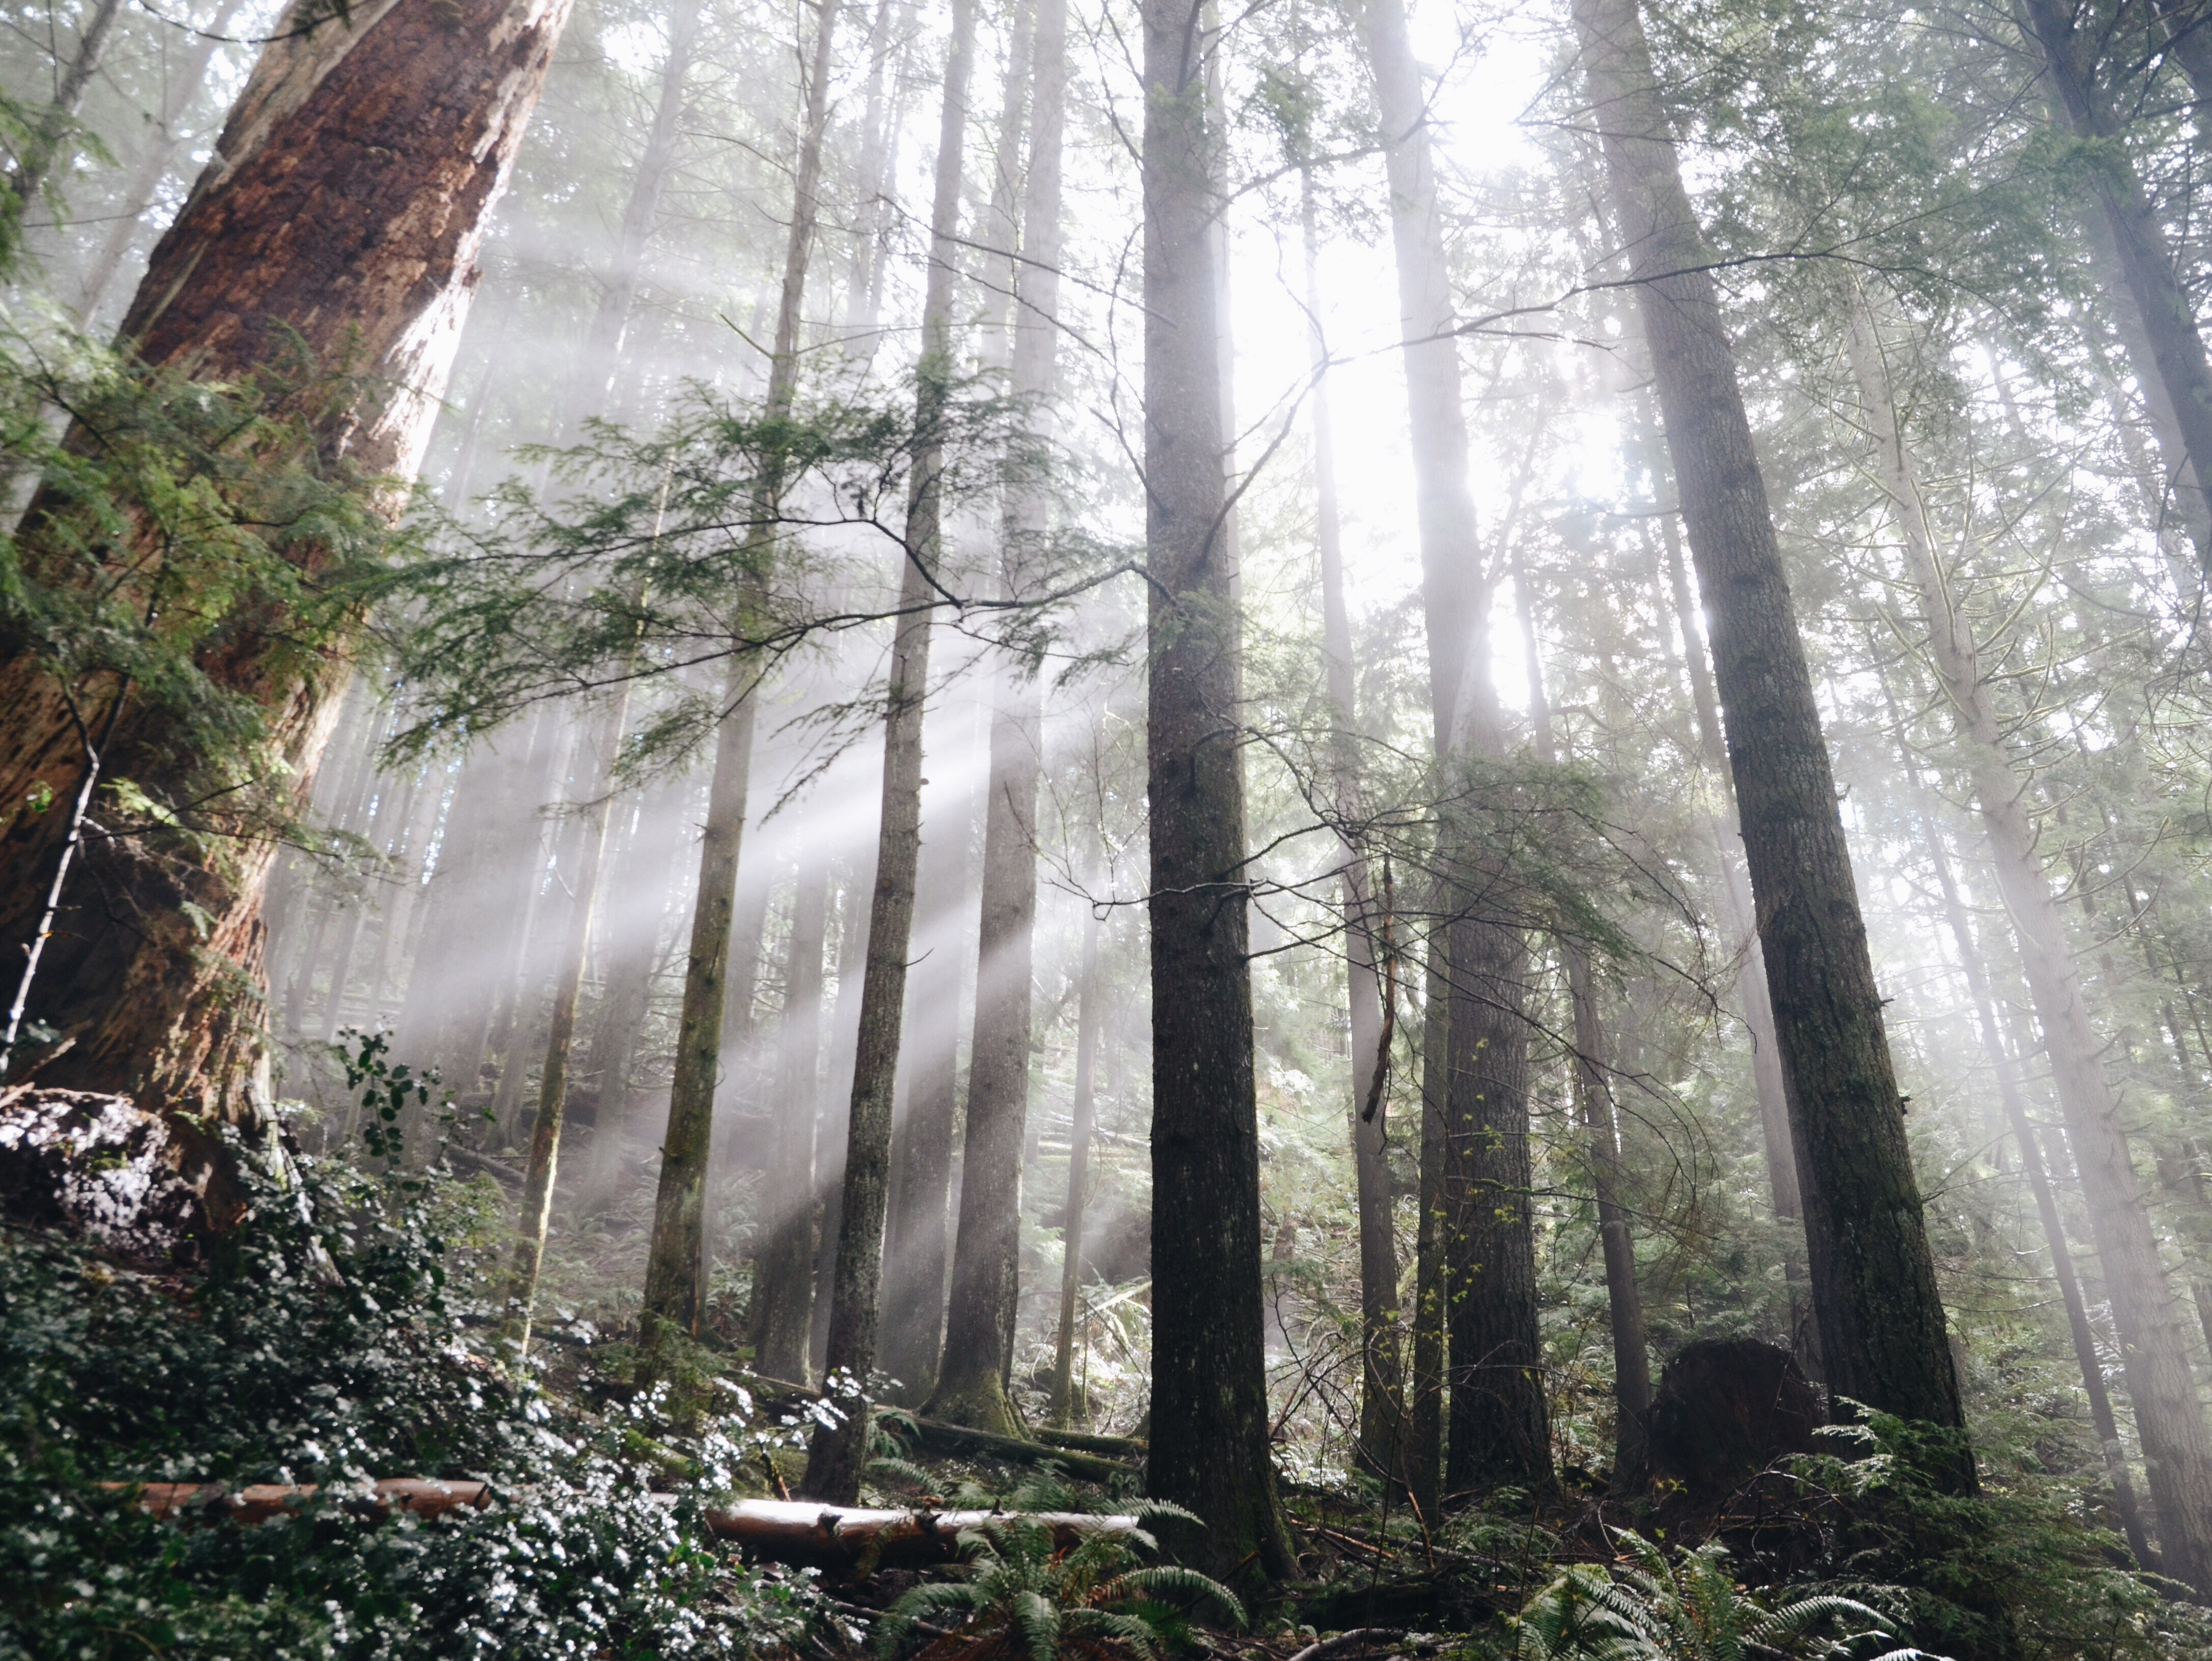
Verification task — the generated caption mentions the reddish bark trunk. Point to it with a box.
[0,0,574,1177]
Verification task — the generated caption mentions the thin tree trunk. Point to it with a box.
[1407,954,1447,1524]
[567,0,702,422]
[509,678,634,1346]
[799,0,975,1504]
[812,855,874,1376]
[754,857,831,1382]
[1360,0,1550,1500]
[8,0,126,215]
[1302,162,1402,1486]
[2020,0,2212,565]
[1520,571,1650,1484]
[928,0,1064,1434]
[1571,0,1967,1466]
[637,0,840,1366]
[1138,0,1294,1578]
[1845,288,2206,1574]
[1047,898,1100,1427]
[71,0,248,322]
[1915,799,2154,1565]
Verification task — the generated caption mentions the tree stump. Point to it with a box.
[1647,1338,1822,1496]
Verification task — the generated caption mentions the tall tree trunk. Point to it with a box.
[1360,0,1550,1500]
[1520,571,1650,1484]
[1845,289,2206,1575]
[8,0,127,220]
[1571,0,1967,1464]
[754,857,831,1381]
[1916,798,2154,1565]
[1047,897,1100,1427]
[928,0,1065,1435]
[1139,0,1295,1578]
[1301,163,1402,1486]
[71,0,248,322]
[637,0,840,1366]
[1407,958,1447,1523]
[0,0,571,1167]
[812,854,874,1375]
[799,0,975,1504]
[508,677,633,1347]
[567,0,702,422]
[879,765,973,1402]
[1643,421,1804,1241]
[2018,0,2212,563]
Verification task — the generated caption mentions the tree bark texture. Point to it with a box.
[1846,291,2205,1576]
[800,0,973,1504]
[754,857,831,1383]
[0,0,574,1168]
[928,0,1066,1433]
[1573,0,1967,1451]
[638,0,840,1364]
[1361,0,1549,1499]
[1140,0,1295,1580]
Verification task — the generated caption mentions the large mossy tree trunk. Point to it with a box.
[1140,0,1295,1582]
[0,0,573,1184]
[1572,0,1968,1461]
[799,0,974,1504]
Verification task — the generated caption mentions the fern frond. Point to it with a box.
[1099,1564,1246,1628]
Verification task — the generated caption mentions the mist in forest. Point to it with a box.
[15,0,2212,1642]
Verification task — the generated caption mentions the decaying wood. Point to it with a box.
[106,1478,491,1524]
[903,1416,1129,1483]
[701,1499,1139,1565]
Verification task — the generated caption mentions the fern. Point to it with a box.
[875,1514,1245,1661]
[1511,1531,1937,1661]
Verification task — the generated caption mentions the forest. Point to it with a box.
[7,0,2212,1649]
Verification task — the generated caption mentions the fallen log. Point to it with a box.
[104,1478,491,1524]
[905,1416,1131,1483]
[1033,1426,1147,1460]
[700,1498,1140,1566]
[96,1480,1136,1570]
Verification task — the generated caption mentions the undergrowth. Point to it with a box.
[0,1126,821,1660]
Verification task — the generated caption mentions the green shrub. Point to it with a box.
[0,1128,819,1659]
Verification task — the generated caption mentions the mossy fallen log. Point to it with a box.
[903,1415,1132,1482]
